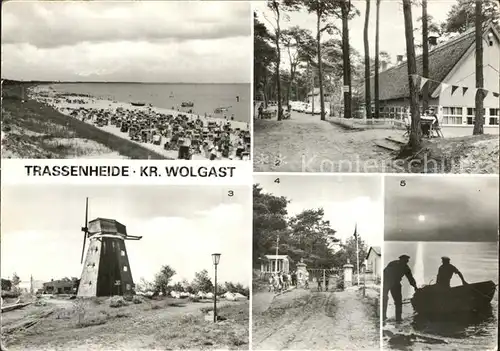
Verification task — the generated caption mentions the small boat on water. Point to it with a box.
[131,102,146,107]
[214,106,231,114]
[181,101,194,107]
[411,280,497,316]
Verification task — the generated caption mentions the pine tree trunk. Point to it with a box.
[473,0,484,135]
[274,2,283,121]
[403,0,422,151]
[288,64,296,110]
[422,0,429,112]
[364,0,371,120]
[317,10,326,121]
[342,3,352,119]
[374,0,381,119]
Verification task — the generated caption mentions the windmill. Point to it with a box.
[77,198,142,297]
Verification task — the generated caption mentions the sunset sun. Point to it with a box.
[418,214,426,222]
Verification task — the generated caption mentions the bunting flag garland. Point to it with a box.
[439,83,450,95]
[411,74,419,86]
[420,77,429,90]
[408,74,499,97]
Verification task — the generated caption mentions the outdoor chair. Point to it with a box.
[402,117,411,137]
[432,115,444,138]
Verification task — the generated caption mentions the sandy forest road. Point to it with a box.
[254,111,399,173]
[252,288,379,350]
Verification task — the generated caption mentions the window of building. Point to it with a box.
[126,284,131,291]
[121,250,125,257]
[489,117,499,125]
[443,107,463,115]
[467,108,485,116]
[490,108,499,116]
[123,266,128,272]
[442,106,463,125]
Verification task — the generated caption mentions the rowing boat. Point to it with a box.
[131,102,146,107]
[411,280,497,316]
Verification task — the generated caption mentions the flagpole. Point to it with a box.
[355,223,360,286]
[275,235,279,273]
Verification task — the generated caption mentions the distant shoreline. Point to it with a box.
[33,85,249,131]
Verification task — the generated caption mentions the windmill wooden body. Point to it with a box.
[77,198,142,297]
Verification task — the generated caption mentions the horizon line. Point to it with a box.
[1,78,250,85]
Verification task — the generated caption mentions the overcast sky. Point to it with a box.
[385,176,499,242]
[1,185,251,286]
[254,175,383,248]
[1,1,251,83]
[255,0,455,64]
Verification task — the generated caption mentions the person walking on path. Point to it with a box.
[383,254,418,322]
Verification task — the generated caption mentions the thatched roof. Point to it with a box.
[370,28,478,101]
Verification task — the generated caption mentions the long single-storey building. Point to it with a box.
[43,279,77,294]
[368,25,499,129]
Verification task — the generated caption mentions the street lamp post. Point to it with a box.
[212,253,221,323]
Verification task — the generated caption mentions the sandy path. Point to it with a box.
[253,289,379,350]
[254,111,403,172]
[5,300,245,350]
[252,291,275,314]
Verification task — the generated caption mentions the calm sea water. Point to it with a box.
[47,83,251,123]
[384,241,498,350]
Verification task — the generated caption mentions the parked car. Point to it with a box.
[305,104,330,116]
[297,102,310,113]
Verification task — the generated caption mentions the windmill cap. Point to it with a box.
[399,254,410,260]
[441,256,451,261]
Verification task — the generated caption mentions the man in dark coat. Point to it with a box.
[436,256,467,288]
[383,254,418,322]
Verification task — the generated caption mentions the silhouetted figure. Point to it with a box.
[258,104,263,119]
[436,256,467,288]
[383,254,418,322]
[291,271,297,286]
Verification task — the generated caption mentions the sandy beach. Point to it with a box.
[29,85,251,161]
